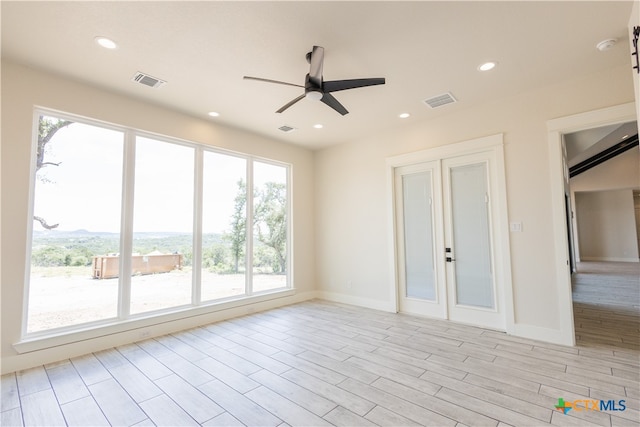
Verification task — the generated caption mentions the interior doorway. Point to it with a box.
[547,102,638,346]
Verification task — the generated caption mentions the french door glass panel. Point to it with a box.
[449,162,494,309]
[252,161,288,292]
[201,151,247,301]
[402,172,436,300]
[130,136,194,314]
[28,116,123,332]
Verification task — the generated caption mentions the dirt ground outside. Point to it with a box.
[27,267,286,333]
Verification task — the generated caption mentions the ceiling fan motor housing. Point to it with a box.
[304,74,324,100]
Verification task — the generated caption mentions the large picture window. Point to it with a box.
[25,111,291,335]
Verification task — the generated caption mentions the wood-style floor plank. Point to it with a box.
[339,378,457,426]
[281,368,376,416]
[249,369,337,416]
[244,386,333,427]
[45,361,90,405]
[20,388,66,426]
[1,374,20,412]
[69,354,111,386]
[139,394,199,427]
[60,396,110,427]
[15,366,50,397]
[154,374,224,423]
[1,407,23,427]
[198,379,282,427]
[322,406,377,427]
[88,378,148,426]
[370,377,497,427]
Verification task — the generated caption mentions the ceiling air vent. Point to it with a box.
[423,92,457,109]
[278,125,297,133]
[131,72,166,88]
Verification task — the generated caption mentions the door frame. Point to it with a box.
[547,102,636,346]
[386,134,515,333]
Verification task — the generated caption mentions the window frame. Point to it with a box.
[21,107,293,343]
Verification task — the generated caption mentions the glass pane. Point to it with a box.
[201,151,247,301]
[252,161,288,292]
[402,172,436,300]
[28,116,123,333]
[130,137,194,314]
[450,163,494,308]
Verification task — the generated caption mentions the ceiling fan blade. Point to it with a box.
[276,94,306,113]
[323,78,385,93]
[309,46,324,87]
[243,76,304,88]
[320,93,349,116]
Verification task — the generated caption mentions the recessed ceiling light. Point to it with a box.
[399,113,411,119]
[313,124,323,129]
[478,61,497,72]
[208,111,220,117]
[622,134,629,139]
[94,36,118,49]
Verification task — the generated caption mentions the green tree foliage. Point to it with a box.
[202,243,230,273]
[31,246,68,267]
[223,179,287,274]
[224,179,247,273]
[254,182,287,273]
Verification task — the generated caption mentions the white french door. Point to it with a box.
[442,153,503,329]
[395,161,446,319]
[394,142,508,330]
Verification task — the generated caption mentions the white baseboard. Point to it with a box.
[580,257,639,263]
[316,291,396,313]
[2,290,318,375]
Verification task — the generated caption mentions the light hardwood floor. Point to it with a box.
[572,261,639,351]
[2,262,639,426]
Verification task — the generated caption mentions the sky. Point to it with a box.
[33,117,286,234]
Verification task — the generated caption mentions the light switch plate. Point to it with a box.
[510,222,523,232]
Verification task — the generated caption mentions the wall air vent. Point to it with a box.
[278,125,297,133]
[131,72,166,88]
[423,92,457,109]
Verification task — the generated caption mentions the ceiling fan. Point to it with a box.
[244,46,385,116]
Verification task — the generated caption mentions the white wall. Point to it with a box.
[575,190,639,262]
[1,61,316,373]
[570,147,639,193]
[315,64,635,341]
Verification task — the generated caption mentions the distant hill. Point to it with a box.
[32,229,203,238]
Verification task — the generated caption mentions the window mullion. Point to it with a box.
[245,160,254,296]
[286,166,292,288]
[118,130,136,319]
[192,147,203,305]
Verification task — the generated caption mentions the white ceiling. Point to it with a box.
[1,1,634,150]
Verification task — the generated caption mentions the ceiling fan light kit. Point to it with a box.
[244,45,386,115]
